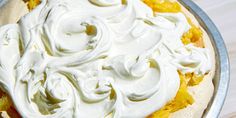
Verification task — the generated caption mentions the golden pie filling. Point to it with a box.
[25,0,41,11]
[143,0,206,118]
[0,0,212,117]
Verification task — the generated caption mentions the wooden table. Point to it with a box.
[193,0,236,117]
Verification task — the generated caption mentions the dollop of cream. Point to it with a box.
[172,44,212,75]
[0,0,212,118]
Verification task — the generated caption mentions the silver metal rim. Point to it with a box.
[178,0,230,118]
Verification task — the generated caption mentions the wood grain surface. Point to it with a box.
[193,0,236,117]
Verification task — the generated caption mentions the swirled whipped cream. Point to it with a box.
[0,0,212,117]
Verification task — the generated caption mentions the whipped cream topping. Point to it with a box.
[0,0,212,117]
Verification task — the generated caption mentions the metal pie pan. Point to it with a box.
[179,0,230,118]
[0,0,230,118]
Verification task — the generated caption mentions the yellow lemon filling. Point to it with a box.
[143,0,204,48]
[147,73,205,118]
[143,0,181,13]
[143,0,206,118]
[148,72,195,118]
[181,26,204,48]
[24,0,41,11]
[182,17,204,48]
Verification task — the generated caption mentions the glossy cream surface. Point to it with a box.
[0,0,212,117]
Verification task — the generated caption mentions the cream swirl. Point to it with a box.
[89,0,122,6]
[103,55,180,117]
[0,0,213,118]
[172,44,212,75]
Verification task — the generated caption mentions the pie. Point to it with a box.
[0,0,215,118]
